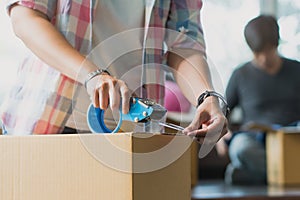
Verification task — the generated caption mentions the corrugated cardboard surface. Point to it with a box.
[190,141,199,187]
[266,130,300,185]
[0,133,192,200]
[164,118,199,187]
[132,134,192,200]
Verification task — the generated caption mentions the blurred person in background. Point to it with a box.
[221,15,300,185]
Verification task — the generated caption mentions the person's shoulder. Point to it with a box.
[282,57,300,72]
[283,57,300,66]
[228,62,252,83]
[233,61,253,74]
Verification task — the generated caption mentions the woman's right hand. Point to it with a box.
[85,73,131,114]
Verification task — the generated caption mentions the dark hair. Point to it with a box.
[244,15,280,52]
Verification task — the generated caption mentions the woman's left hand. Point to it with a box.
[182,96,229,144]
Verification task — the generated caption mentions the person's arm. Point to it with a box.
[225,70,240,111]
[166,0,228,142]
[9,5,130,113]
[168,51,228,142]
[168,50,214,106]
[10,5,92,84]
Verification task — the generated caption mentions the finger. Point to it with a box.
[120,84,130,114]
[205,117,227,138]
[183,108,211,133]
[99,82,109,110]
[109,79,120,111]
[182,116,204,134]
[182,112,201,133]
[197,118,227,143]
[93,90,100,108]
[183,124,198,135]
[186,127,208,137]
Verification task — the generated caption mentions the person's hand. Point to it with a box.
[182,96,229,144]
[86,73,131,114]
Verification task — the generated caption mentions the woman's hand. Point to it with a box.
[183,96,229,144]
[86,73,131,114]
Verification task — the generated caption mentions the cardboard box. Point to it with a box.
[190,140,199,187]
[0,133,192,200]
[266,128,300,185]
[166,115,199,187]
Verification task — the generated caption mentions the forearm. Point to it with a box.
[10,5,97,84]
[168,50,214,106]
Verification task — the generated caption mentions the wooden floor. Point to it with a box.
[192,180,300,200]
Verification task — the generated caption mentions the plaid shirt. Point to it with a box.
[1,0,205,134]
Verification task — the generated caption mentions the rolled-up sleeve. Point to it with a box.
[165,0,206,54]
[6,0,57,21]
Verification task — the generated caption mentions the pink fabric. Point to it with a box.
[164,81,191,113]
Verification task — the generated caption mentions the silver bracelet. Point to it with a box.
[84,69,110,88]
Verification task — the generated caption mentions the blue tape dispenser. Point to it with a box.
[87,97,168,133]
